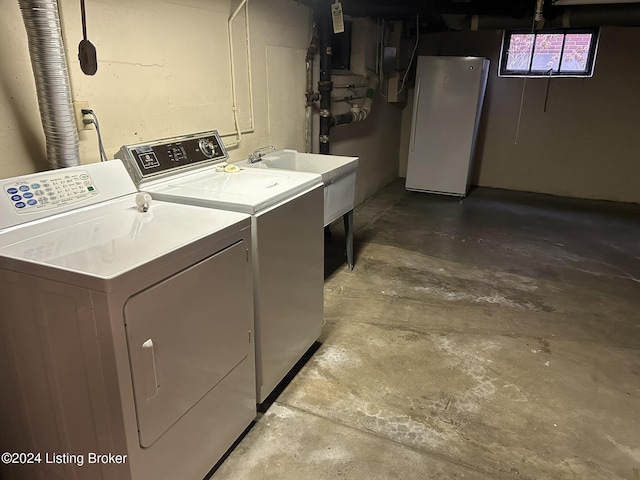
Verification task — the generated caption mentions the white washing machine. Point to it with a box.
[0,161,256,480]
[116,131,324,403]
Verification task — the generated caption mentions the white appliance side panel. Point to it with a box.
[254,185,324,402]
[0,270,119,480]
[465,59,491,189]
[124,239,253,448]
[406,56,487,196]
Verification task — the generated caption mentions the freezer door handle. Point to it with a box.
[410,77,421,152]
[141,339,159,400]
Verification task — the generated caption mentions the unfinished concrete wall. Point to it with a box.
[1,2,402,211]
[323,18,403,206]
[0,0,312,177]
[399,27,640,204]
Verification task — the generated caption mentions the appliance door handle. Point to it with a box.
[141,339,159,400]
[410,76,421,152]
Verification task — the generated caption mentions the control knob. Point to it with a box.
[199,138,216,158]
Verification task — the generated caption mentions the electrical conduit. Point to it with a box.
[224,0,255,147]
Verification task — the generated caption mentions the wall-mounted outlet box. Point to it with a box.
[73,101,91,131]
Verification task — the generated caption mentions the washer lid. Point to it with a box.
[0,196,250,282]
[144,166,322,214]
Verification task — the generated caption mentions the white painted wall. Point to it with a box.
[399,27,640,204]
[1,1,402,209]
[318,18,403,206]
[329,84,404,206]
[0,0,311,178]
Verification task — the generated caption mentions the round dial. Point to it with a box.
[199,139,216,158]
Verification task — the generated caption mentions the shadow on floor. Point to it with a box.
[324,223,375,279]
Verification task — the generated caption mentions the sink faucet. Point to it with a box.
[248,145,275,163]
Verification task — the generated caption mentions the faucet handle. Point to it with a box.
[249,145,276,162]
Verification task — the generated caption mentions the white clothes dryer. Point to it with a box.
[117,131,324,403]
[0,161,255,480]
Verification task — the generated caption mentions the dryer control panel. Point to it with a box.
[3,170,99,215]
[0,161,137,231]
[116,130,229,186]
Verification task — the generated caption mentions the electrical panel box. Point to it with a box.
[349,17,378,76]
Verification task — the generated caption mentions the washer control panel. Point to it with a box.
[116,130,228,185]
[3,170,98,214]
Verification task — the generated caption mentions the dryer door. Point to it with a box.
[124,239,251,447]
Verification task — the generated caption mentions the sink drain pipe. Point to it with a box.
[305,35,318,153]
[314,0,377,271]
[19,0,80,169]
[317,0,332,155]
[330,74,379,127]
[316,0,378,154]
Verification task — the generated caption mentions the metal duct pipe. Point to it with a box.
[19,0,80,169]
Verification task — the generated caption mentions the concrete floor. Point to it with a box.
[210,180,640,480]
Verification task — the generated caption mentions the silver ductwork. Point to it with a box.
[19,0,80,169]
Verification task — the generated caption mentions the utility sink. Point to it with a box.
[242,149,358,226]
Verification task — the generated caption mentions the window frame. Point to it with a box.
[499,28,599,78]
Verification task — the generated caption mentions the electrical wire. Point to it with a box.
[514,14,539,144]
[379,20,388,99]
[397,14,420,95]
[380,14,420,98]
[82,109,108,162]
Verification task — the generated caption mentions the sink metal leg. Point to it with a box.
[343,210,354,270]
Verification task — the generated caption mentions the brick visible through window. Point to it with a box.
[499,29,599,77]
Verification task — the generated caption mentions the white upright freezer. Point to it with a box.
[405,56,490,196]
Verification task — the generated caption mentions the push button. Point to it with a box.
[11,194,21,201]
[7,187,18,194]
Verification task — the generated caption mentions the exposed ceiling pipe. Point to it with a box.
[535,0,545,21]
[297,0,533,20]
[18,0,80,169]
[560,3,640,25]
[317,0,333,155]
[314,0,380,154]
[442,3,640,30]
[305,35,318,153]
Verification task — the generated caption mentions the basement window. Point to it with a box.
[499,28,599,77]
